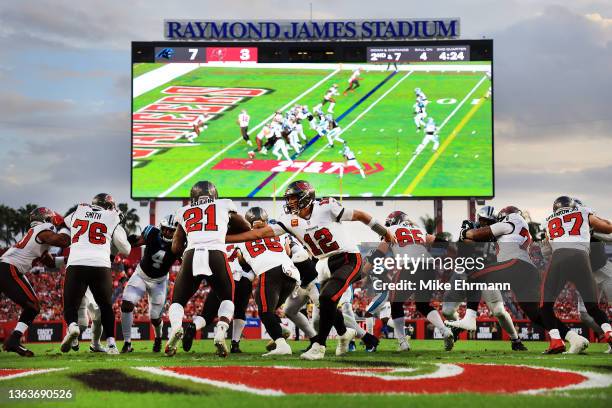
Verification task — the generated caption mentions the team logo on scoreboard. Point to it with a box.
[156,48,175,60]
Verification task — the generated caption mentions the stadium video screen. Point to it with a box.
[132,40,493,199]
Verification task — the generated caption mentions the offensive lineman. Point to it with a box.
[0,208,70,356]
[442,206,528,351]
[226,180,396,360]
[60,194,131,354]
[541,196,612,353]
[364,211,455,351]
[120,214,178,353]
[166,181,252,357]
[235,207,300,356]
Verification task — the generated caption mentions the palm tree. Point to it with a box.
[0,205,18,246]
[14,204,39,236]
[419,214,436,234]
[64,204,78,217]
[118,203,140,235]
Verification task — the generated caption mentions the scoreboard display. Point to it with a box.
[132,40,493,200]
[367,45,470,63]
[153,46,258,63]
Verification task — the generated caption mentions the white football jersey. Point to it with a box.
[271,198,357,259]
[349,69,360,82]
[237,235,294,277]
[0,223,55,274]
[425,122,436,134]
[176,198,237,252]
[65,204,122,268]
[490,213,533,264]
[545,206,592,252]
[225,244,245,281]
[388,223,431,259]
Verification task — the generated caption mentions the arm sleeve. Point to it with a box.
[112,225,132,256]
[328,198,353,222]
[489,222,514,237]
[270,222,287,236]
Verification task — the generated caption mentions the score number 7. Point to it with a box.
[188,48,199,61]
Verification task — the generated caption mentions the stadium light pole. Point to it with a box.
[434,199,443,234]
[149,199,156,226]
[468,198,476,222]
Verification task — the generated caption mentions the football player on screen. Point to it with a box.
[165,181,252,357]
[343,67,363,95]
[342,143,366,179]
[225,180,396,360]
[414,117,439,155]
[314,84,339,114]
[120,214,178,353]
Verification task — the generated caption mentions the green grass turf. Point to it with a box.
[133,63,165,78]
[0,340,609,407]
[131,65,493,199]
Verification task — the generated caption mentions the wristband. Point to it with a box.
[370,220,387,237]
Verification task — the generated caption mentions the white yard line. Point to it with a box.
[133,63,201,98]
[272,71,414,197]
[158,69,340,198]
[382,74,487,196]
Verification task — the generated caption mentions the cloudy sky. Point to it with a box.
[0,0,610,237]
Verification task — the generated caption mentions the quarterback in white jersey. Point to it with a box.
[226,180,395,360]
[166,180,252,358]
[235,207,299,356]
[540,196,612,354]
[61,193,131,355]
[314,84,339,113]
[0,207,70,357]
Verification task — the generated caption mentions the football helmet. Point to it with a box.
[497,206,521,221]
[190,181,218,204]
[159,214,177,242]
[553,196,575,212]
[245,207,269,227]
[573,197,584,207]
[477,206,497,226]
[284,180,315,215]
[29,207,56,227]
[385,210,412,227]
[92,193,116,210]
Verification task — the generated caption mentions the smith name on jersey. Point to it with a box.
[64,204,124,268]
[271,197,357,259]
[175,198,238,252]
[139,225,177,279]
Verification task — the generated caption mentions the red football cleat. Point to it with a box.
[543,338,565,354]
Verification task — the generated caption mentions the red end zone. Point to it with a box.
[136,364,611,395]
[212,158,384,175]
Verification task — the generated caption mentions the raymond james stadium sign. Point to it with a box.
[163,19,460,41]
